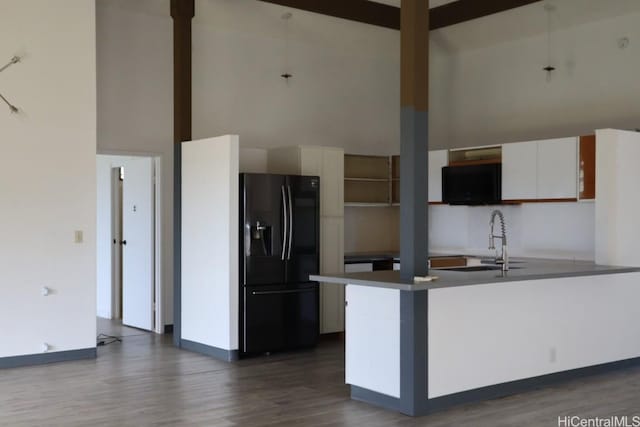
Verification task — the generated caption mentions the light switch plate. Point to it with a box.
[74,230,83,244]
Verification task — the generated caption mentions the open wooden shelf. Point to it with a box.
[344,154,391,204]
[344,155,389,180]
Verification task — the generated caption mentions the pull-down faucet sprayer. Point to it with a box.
[489,209,509,272]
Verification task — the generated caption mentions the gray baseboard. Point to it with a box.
[352,356,640,417]
[0,348,96,369]
[351,386,403,413]
[180,339,239,362]
[423,356,640,416]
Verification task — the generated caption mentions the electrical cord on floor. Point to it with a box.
[97,333,122,347]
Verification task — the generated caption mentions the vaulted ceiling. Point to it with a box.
[257,0,544,31]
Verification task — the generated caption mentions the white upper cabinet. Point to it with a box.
[428,150,448,202]
[502,141,538,200]
[502,137,578,200]
[537,137,578,200]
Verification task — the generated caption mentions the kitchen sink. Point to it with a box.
[444,265,524,272]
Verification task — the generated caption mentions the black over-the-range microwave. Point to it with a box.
[441,163,502,205]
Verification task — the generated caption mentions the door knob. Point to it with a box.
[120,240,127,246]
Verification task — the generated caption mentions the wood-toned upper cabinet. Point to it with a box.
[502,141,538,200]
[579,135,596,200]
[428,150,448,203]
[537,137,578,200]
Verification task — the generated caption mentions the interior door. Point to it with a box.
[122,157,155,331]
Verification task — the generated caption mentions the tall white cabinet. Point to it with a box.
[268,146,346,334]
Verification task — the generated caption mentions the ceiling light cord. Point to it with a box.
[543,3,556,82]
[281,12,293,82]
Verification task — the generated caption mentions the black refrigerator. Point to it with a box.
[239,173,320,355]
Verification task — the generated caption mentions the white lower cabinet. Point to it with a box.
[345,284,400,398]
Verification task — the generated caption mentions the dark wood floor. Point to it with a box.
[2,328,640,427]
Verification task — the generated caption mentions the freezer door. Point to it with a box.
[242,283,319,354]
[241,174,287,286]
[285,176,320,284]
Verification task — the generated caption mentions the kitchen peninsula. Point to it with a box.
[311,258,640,416]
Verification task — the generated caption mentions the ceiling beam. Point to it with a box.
[258,0,400,30]
[430,0,543,30]
[257,0,543,31]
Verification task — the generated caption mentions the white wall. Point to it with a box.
[434,10,640,149]
[181,136,239,350]
[192,0,401,156]
[96,156,114,318]
[96,0,174,324]
[239,147,268,173]
[429,272,640,397]
[595,129,640,266]
[429,202,595,261]
[0,0,96,357]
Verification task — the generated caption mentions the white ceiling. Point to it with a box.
[434,0,640,51]
[370,0,640,51]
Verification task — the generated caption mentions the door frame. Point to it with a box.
[111,166,123,320]
[98,150,164,335]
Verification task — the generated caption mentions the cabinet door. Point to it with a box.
[321,149,344,217]
[320,216,345,333]
[537,137,578,200]
[345,285,400,398]
[344,263,373,273]
[502,141,538,200]
[300,147,323,176]
[300,147,344,217]
[428,150,448,202]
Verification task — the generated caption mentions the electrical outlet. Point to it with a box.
[74,230,83,244]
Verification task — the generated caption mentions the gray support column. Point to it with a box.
[171,0,194,347]
[399,0,429,280]
[399,290,429,415]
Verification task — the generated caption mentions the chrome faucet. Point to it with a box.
[489,209,509,271]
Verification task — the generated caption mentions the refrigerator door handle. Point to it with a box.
[287,185,293,260]
[281,185,287,261]
[251,288,315,296]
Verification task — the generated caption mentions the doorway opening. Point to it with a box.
[96,154,163,341]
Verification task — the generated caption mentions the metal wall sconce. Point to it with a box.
[0,55,21,113]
